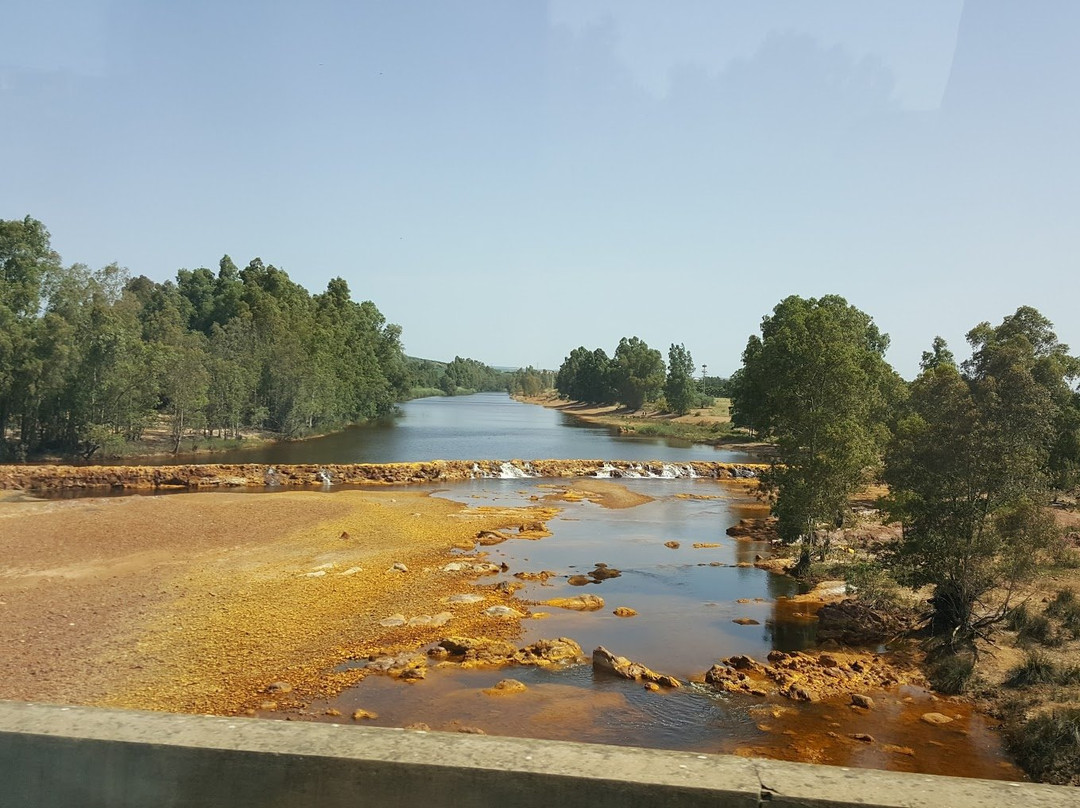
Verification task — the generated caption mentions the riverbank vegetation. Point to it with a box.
[0,216,532,461]
[727,294,1080,785]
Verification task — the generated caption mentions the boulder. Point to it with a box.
[484,679,528,696]
[545,594,605,611]
[851,694,875,709]
[512,637,585,666]
[592,646,681,688]
[920,712,954,726]
[612,607,638,617]
[351,709,378,721]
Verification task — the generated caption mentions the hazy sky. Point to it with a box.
[2,1,1077,378]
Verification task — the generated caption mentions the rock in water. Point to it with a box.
[352,709,378,721]
[484,679,527,696]
[592,646,681,688]
[920,712,954,726]
[851,694,875,709]
[612,607,638,617]
[544,594,604,611]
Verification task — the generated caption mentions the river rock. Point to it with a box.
[732,617,760,626]
[850,733,875,743]
[512,637,585,666]
[664,541,680,549]
[379,614,406,627]
[391,562,408,573]
[514,570,558,582]
[476,530,510,546]
[351,709,378,721]
[266,681,292,694]
[588,564,621,581]
[693,542,722,549]
[920,712,954,726]
[446,593,484,604]
[484,678,527,696]
[612,607,637,617]
[592,646,681,687]
[567,575,593,586]
[883,744,915,757]
[483,605,522,619]
[545,594,604,611]
[437,636,517,665]
[851,694,875,709]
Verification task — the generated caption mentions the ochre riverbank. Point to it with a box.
[0,487,559,714]
[0,459,767,493]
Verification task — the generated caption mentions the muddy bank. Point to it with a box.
[0,459,768,493]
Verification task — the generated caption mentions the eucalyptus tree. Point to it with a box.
[611,336,665,411]
[733,295,901,564]
[885,308,1078,641]
[664,343,697,415]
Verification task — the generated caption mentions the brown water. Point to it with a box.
[287,477,1024,781]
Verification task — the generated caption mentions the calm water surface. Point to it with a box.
[152,393,754,465]
[299,477,1021,781]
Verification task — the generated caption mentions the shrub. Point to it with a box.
[1006,652,1059,688]
[1046,589,1080,638]
[1005,707,1080,785]
[928,652,976,695]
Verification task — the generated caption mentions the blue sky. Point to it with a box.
[2,1,1077,378]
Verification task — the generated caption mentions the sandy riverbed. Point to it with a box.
[0,489,556,714]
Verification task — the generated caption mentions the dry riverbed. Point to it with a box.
[0,488,556,714]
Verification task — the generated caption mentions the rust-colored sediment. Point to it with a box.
[0,487,560,715]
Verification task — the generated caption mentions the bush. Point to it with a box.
[1005,707,1080,785]
[1006,651,1060,688]
[1046,589,1080,637]
[928,652,976,695]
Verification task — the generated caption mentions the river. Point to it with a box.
[42,394,1023,780]
[152,392,754,466]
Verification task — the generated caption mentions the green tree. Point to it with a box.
[611,337,664,410]
[735,295,900,563]
[664,343,697,415]
[885,309,1076,641]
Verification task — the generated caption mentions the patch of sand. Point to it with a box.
[542,479,654,509]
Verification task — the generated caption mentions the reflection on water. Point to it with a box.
[299,477,1022,781]
[135,392,756,466]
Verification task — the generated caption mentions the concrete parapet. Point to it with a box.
[0,701,1070,807]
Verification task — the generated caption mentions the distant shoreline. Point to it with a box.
[513,392,774,455]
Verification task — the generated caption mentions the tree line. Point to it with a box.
[0,216,506,459]
[554,337,706,414]
[729,294,1080,646]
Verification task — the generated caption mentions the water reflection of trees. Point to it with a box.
[767,598,819,651]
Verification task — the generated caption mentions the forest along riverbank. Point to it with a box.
[0,472,1023,781]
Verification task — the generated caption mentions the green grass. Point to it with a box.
[623,420,734,442]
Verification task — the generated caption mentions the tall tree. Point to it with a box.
[664,343,697,415]
[885,309,1077,641]
[611,336,664,410]
[734,295,901,561]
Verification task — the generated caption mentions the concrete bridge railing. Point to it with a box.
[0,701,1068,808]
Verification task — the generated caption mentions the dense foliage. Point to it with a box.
[0,217,414,458]
[884,309,1079,639]
[730,295,903,553]
[555,337,678,411]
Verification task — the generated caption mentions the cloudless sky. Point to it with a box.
[2,1,1077,378]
